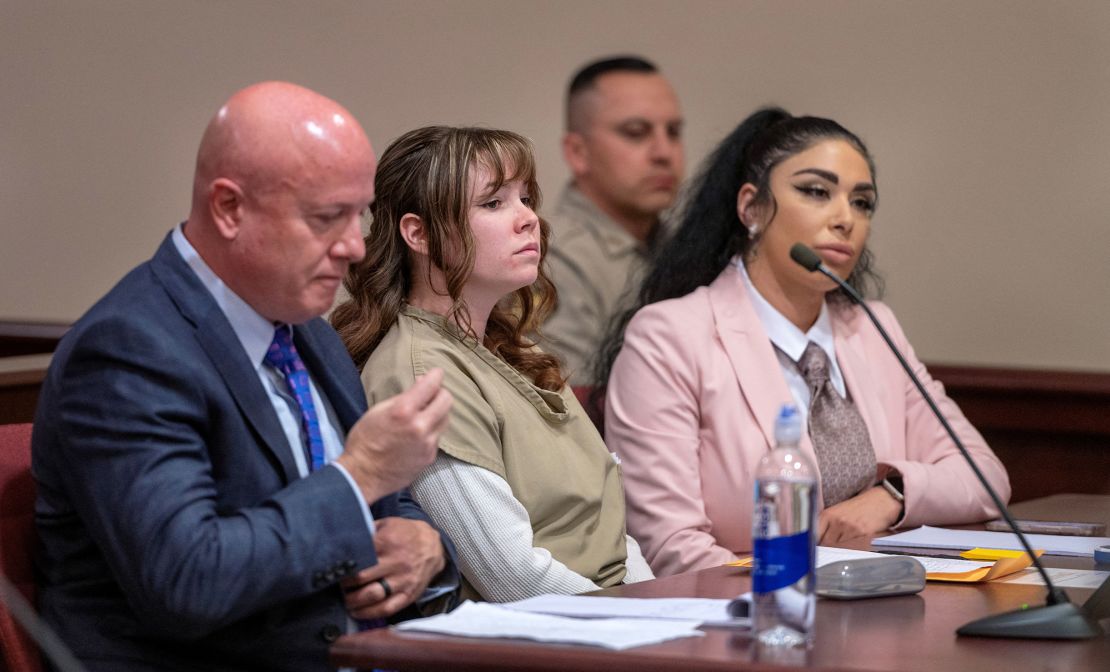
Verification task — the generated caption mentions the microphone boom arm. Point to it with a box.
[790,242,1102,639]
[813,265,1064,603]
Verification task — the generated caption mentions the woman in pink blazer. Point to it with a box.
[598,108,1010,577]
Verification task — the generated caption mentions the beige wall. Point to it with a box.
[2,1,1108,371]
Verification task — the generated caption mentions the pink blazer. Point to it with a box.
[606,264,1010,576]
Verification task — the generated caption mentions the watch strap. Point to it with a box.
[881,476,905,502]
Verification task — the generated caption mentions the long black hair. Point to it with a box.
[592,107,884,407]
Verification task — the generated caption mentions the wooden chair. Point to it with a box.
[0,423,42,672]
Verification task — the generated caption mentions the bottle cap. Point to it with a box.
[1095,545,1110,565]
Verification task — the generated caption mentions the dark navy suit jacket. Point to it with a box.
[32,234,458,671]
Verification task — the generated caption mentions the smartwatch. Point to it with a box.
[880,475,905,503]
[881,474,905,521]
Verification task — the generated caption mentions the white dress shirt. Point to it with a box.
[737,260,847,429]
[171,224,375,532]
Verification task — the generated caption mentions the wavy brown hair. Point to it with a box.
[331,126,564,391]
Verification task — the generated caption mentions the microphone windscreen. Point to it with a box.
[790,243,823,271]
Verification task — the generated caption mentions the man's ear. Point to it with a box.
[562,132,590,179]
[399,213,429,256]
[209,178,245,240]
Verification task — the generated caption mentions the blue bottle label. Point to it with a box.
[752,530,812,593]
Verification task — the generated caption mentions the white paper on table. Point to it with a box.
[394,601,705,650]
[815,546,991,574]
[911,556,995,573]
[502,594,747,628]
[816,546,890,566]
[871,526,1110,557]
[996,567,1110,589]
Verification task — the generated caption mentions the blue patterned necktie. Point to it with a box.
[265,326,326,472]
[267,327,389,636]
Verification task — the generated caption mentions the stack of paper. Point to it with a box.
[997,567,1110,589]
[871,525,1110,557]
[503,594,742,627]
[395,600,709,650]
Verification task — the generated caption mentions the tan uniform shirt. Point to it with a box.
[543,184,652,386]
[362,305,629,600]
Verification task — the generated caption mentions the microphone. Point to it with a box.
[788,244,823,273]
[789,242,1102,639]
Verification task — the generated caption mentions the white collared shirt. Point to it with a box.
[737,260,847,428]
[171,224,375,531]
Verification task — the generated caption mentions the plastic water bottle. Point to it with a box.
[752,404,818,649]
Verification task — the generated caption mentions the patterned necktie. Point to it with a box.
[267,328,389,634]
[265,326,326,472]
[798,341,876,507]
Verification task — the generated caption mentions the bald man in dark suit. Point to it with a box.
[33,81,458,672]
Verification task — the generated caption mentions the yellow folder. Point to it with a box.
[925,548,1043,583]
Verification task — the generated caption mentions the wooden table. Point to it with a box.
[331,495,1110,671]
